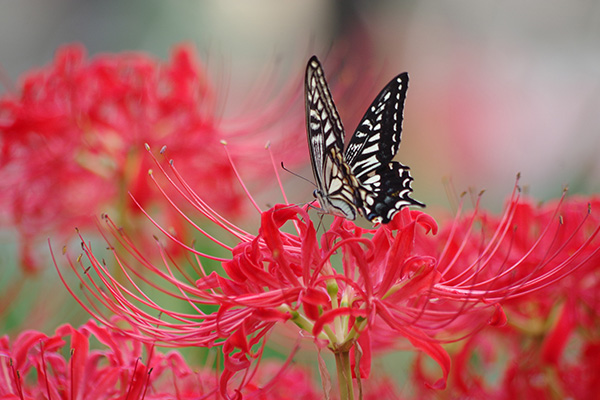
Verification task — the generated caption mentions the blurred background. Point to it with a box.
[1,0,600,379]
[2,0,599,209]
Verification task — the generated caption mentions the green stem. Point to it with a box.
[335,350,354,400]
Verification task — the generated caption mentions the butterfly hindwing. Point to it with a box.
[361,161,423,223]
[304,56,423,223]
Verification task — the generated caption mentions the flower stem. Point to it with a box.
[335,350,354,400]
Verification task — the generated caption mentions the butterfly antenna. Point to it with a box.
[281,162,317,187]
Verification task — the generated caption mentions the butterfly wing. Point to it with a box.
[360,161,424,223]
[305,56,358,219]
[344,73,424,223]
[345,73,409,176]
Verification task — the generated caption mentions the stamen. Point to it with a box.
[221,141,262,213]
[125,357,141,400]
[39,340,52,400]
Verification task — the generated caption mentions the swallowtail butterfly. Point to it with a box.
[305,55,424,224]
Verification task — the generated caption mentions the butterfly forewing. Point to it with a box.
[305,56,345,191]
[345,72,424,223]
[305,56,359,219]
[304,56,423,224]
[345,73,409,179]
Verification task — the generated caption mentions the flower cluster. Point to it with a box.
[1,318,208,399]
[0,317,335,399]
[56,148,600,398]
[0,44,303,272]
[6,42,599,399]
[410,195,600,398]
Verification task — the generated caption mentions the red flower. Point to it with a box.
[0,317,405,399]
[429,307,600,399]
[0,317,207,399]
[0,44,303,272]
[0,317,336,399]
[54,149,600,398]
[408,194,600,399]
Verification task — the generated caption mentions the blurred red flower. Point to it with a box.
[0,44,303,272]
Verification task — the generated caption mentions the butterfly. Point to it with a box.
[305,55,424,224]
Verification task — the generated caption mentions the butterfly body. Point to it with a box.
[311,146,361,220]
[305,56,424,224]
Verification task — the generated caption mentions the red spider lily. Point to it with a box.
[54,147,600,399]
[0,317,205,399]
[0,43,303,272]
[0,316,404,400]
[406,196,600,399]
[0,317,333,400]
[421,303,600,399]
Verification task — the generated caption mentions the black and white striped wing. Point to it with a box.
[345,73,409,174]
[305,56,359,220]
[345,73,424,223]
